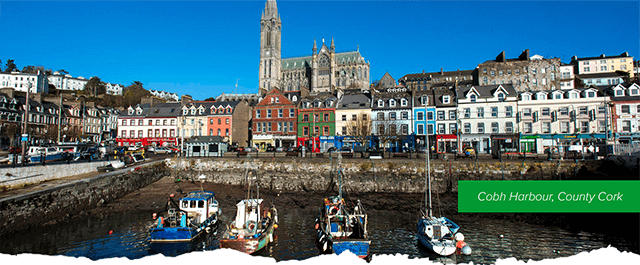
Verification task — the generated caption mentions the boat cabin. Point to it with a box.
[233,199,263,230]
[179,191,218,224]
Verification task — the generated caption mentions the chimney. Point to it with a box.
[600,54,606,58]
[86,101,95,108]
[622,52,629,57]
[496,51,506,62]
[518,49,530,61]
[422,70,425,74]
[440,67,444,75]
[181,95,193,106]
[141,97,159,107]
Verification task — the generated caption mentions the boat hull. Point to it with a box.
[332,238,370,258]
[417,232,456,256]
[149,213,218,243]
[220,208,277,254]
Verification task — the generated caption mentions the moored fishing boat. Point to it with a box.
[315,156,370,258]
[149,190,220,243]
[220,169,278,254]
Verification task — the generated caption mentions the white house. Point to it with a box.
[456,84,518,155]
[105,83,123,96]
[518,88,609,154]
[0,71,49,93]
[609,83,640,142]
[47,72,88,91]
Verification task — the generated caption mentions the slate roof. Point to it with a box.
[577,72,628,79]
[457,84,517,99]
[400,69,475,80]
[147,102,181,117]
[336,93,371,109]
[282,51,367,70]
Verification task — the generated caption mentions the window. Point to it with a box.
[524,122,532,133]
[598,120,606,133]
[463,123,471,133]
[362,114,367,120]
[437,111,444,120]
[314,126,319,136]
[289,109,295,117]
[559,122,568,133]
[341,115,347,121]
[226,118,229,124]
[278,109,283,118]
[599,106,606,114]
[268,123,272,132]
[427,124,434,135]
[377,100,384,107]
[491,107,498,117]
[477,107,484,118]
[389,99,396,107]
[443,96,450,104]
[121,130,126,138]
[389,112,396,120]
[505,106,513,117]
[464,108,470,118]
[470,94,477,102]
[580,121,589,133]
[490,70,495,77]
[477,123,484,133]
[341,126,347,135]
[505,122,513,133]
[499,70,503,76]
[579,107,588,115]
[449,110,456,120]
[401,98,408,107]
[542,122,551,133]
[402,111,409,120]
[622,105,630,114]
[417,124,424,135]
[303,126,309,136]
[437,124,445,134]
[560,107,568,116]
[256,110,261,118]
[289,122,294,132]
[323,126,329,136]
[401,124,409,135]
[523,108,532,116]
[490,122,498,133]
[497,93,505,101]
[449,124,456,134]
[378,125,385,134]
[622,121,631,132]
[267,110,272,118]
[121,120,126,126]
[218,118,221,124]
[303,114,309,122]
[542,108,550,116]
[377,112,384,120]
[314,114,319,122]
[631,89,639,96]
[129,120,135,126]
[427,111,433,120]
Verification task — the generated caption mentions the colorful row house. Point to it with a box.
[371,87,414,152]
[253,88,298,150]
[297,94,337,153]
[608,83,640,142]
[180,101,251,147]
[117,103,180,147]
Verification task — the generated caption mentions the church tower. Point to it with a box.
[259,0,282,94]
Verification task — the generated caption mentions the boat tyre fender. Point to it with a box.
[246,220,257,233]
[330,206,339,215]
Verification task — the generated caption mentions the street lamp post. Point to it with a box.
[21,81,31,166]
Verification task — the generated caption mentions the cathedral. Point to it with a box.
[258,0,370,95]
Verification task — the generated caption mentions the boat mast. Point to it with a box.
[425,102,432,218]
[338,154,343,215]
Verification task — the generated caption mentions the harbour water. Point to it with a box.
[1,204,637,263]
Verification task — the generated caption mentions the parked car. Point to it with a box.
[276,147,284,152]
[244,147,258,152]
[326,146,337,153]
[462,146,476,157]
[154,147,172,154]
[266,146,276,152]
[7,147,22,154]
[339,146,354,157]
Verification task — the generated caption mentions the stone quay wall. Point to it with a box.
[0,161,168,236]
[0,161,110,189]
[168,158,580,194]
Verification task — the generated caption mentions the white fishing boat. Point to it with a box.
[416,127,471,256]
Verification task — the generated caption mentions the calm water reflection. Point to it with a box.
[1,205,637,263]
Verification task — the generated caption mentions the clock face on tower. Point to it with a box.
[266,51,270,56]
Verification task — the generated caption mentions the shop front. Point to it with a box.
[435,134,458,154]
[519,133,607,156]
[116,137,177,147]
[491,133,520,158]
[252,134,274,151]
[297,136,320,153]
[273,135,296,148]
[460,134,490,154]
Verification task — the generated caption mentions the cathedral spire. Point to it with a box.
[313,39,317,54]
[263,0,279,19]
[330,37,335,52]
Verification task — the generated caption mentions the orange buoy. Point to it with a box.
[170,194,175,197]
[274,224,278,229]
[315,223,319,229]
[456,240,467,248]
[109,230,113,235]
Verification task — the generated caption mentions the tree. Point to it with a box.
[84,76,106,97]
[345,112,372,146]
[57,69,69,75]
[1,123,20,147]
[204,97,216,101]
[373,116,401,155]
[4,59,17,73]
[21,65,36,74]
[122,81,151,107]
[43,125,59,143]
[0,59,2,72]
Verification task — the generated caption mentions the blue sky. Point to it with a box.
[0,1,638,101]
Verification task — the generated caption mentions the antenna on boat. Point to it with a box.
[198,174,206,192]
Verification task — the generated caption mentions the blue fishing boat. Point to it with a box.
[315,156,370,259]
[149,190,220,243]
